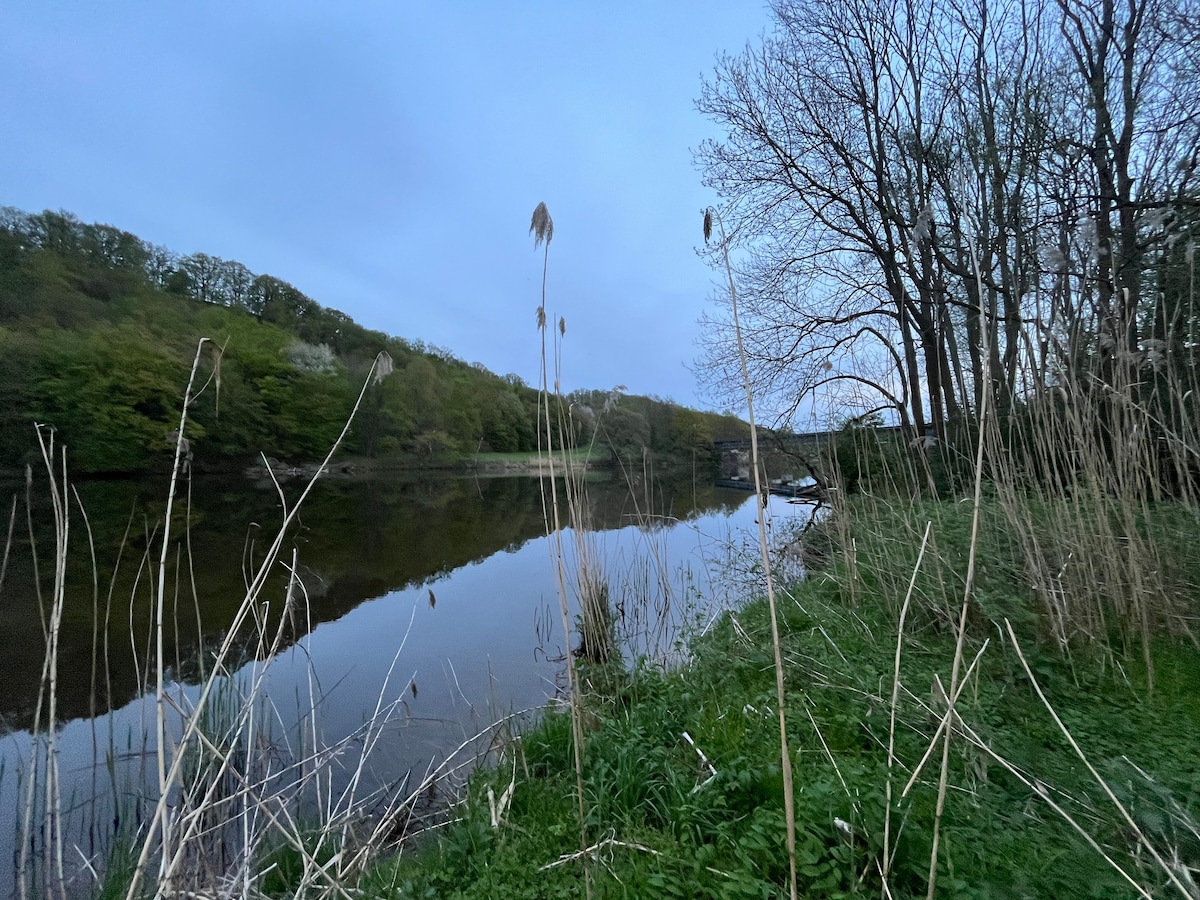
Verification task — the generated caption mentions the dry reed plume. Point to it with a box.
[530,200,593,898]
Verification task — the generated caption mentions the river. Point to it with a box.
[0,469,811,896]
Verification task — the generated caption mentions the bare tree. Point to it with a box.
[697,0,973,444]
[697,0,1200,446]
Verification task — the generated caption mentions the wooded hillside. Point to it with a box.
[0,207,745,474]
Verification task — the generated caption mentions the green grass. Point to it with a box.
[346,497,1200,899]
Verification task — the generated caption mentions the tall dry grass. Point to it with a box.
[10,345,526,900]
[532,205,1200,895]
[530,201,593,897]
[10,209,1196,899]
[812,240,1200,895]
[19,426,71,900]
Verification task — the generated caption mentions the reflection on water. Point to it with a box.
[0,470,810,896]
[1,472,752,730]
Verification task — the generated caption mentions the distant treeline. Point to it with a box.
[0,207,748,474]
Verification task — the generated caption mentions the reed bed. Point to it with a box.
[7,346,526,900]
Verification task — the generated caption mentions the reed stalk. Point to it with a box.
[124,349,391,900]
[705,206,798,900]
[881,521,930,887]
[152,337,211,893]
[530,201,592,898]
[12,335,639,898]
[926,239,992,899]
[1005,619,1196,898]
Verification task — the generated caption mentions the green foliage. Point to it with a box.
[480,386,534,452]
[25,325,191,472]
[566,389,730,474]
[91,833,139,900]
[256,829,342,897]
[0,208,527,471]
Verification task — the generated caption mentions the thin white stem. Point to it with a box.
[1005,619,1195,898]
[928,237,992,900]
[125,351,388,900]
[153,337,210,891]
[712,209,798,900]
[535,230,591,898]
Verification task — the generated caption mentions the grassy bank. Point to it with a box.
[471,447,609,474]
[355,496,1200,899]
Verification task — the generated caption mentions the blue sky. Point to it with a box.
[0,2,772,410]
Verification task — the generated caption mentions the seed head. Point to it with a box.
[536,305,546,331]
[530,202,554,248]
[559,316,566,336]
[373,350,394,384]
[703,209,713,244]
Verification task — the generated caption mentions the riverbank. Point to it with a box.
[357,496,1200,899]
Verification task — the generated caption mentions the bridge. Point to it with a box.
[713,424,919,488]
[711,424,908,453]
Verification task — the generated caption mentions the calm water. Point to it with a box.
[0,471,810,895]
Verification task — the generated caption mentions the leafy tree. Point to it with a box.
[30,326,191,473]
[349,379,409,457]
[443,377,484,450]
[0,327,40,465]
[480,385,531,452]
[670,406,714,455]
[599,404,651,463]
